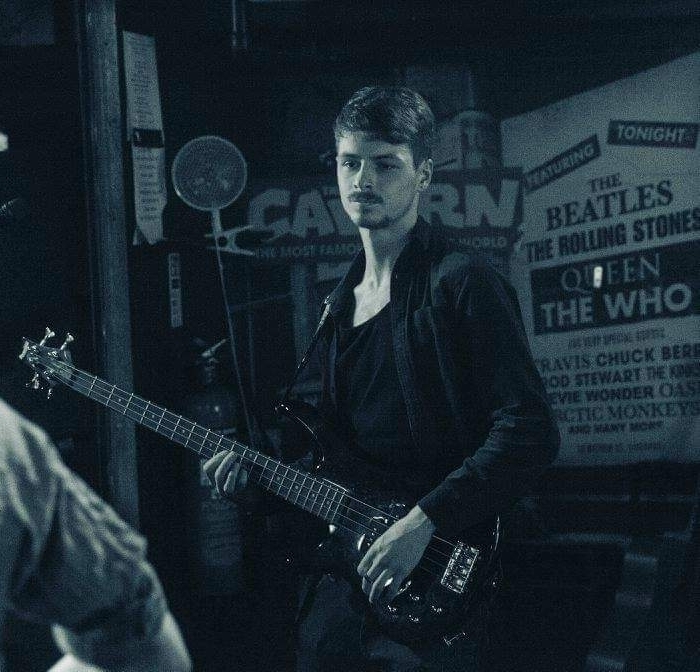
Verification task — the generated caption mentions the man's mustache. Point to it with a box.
[349,193,383,203]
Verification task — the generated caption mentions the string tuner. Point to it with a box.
[39,327,55,346]
[60,333,74,352]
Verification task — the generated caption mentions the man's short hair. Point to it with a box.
[334,86,436,166]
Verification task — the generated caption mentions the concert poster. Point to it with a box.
[501,52,700,465]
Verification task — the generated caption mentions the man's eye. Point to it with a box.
[342,161,358,169]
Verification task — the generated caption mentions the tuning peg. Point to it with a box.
[26,373,41,390]
[60,333,74,352]
[39,327,55,346]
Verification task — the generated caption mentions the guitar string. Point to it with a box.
[38,356,474,578]
[40,355,462,569]
[64,370,457,581]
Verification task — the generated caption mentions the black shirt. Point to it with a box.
[336,303,414,467]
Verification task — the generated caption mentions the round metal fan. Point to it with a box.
[171,135,247,234]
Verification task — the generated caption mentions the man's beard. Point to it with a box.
[351,197,416,231]
[356,215,392,230]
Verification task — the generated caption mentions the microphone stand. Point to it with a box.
[210,208,265,453]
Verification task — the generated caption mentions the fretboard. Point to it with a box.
[52,359,347,524]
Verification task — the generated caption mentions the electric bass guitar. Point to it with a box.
[20,329,501,646]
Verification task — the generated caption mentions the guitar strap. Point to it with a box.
[281,299,332,403]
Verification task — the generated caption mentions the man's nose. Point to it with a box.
[353,162,375,190]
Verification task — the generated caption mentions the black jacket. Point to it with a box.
[317,218,560,537]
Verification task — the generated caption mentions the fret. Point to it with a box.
[259,455,270,487]
[305,479,316,514]
[291,471,303,506]
[329,488,343,525]
[328,486,340,522]
[213,435,224,459]
[322,483,333,518]
[241,446,251,468]
[323,487,335,523]
[325,483,335,519]
[170,415,181,440]
[311,482,325,517]
[317,482,327,516]
[88,376,97,397]
[265,458,275,489]
[307,477,320,514]
[313,482,324,517]
[139,402,148,425]
[301,474,312,512]
[155,409,165,433]
[321,484,334,521]
[183,421,195,448]
[282,466,293,501]
[257,455,269,487]
[310,480,321,514]
[199,429,211,456]
[106,385,115,406]
[248,451,260,476]
[123,392,134,416]
[288,468,304,504]
[269,462,281,494]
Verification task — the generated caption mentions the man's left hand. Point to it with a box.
[357,505,436,605]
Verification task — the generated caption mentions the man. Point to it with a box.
[206,86,560,670]
[0,398,191,672]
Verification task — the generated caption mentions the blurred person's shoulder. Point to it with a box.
[0,397,64,501]
[0,398,55,457]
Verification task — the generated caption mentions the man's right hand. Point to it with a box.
[203,451,249,498]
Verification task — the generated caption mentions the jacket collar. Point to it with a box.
[324,217,431,317]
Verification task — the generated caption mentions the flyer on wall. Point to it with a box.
[501,52,700,466]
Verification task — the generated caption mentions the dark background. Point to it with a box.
[1,1,699,670]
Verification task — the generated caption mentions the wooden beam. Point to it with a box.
[75,0,140,528]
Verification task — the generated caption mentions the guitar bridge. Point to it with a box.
[440,542,479,594]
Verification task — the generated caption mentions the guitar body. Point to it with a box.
[278,400,501,644]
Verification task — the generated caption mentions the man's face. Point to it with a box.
[336,131,432,231]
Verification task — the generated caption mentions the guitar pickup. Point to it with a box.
[440,542,479,595]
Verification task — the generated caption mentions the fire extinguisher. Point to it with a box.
[180,337,243,595]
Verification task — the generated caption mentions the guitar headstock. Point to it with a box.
[19,327,75,398]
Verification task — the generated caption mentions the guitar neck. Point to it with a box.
[57,364,346,524]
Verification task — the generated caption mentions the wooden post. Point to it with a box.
[75,0,140,528]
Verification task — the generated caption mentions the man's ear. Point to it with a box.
[417,158,433,190]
